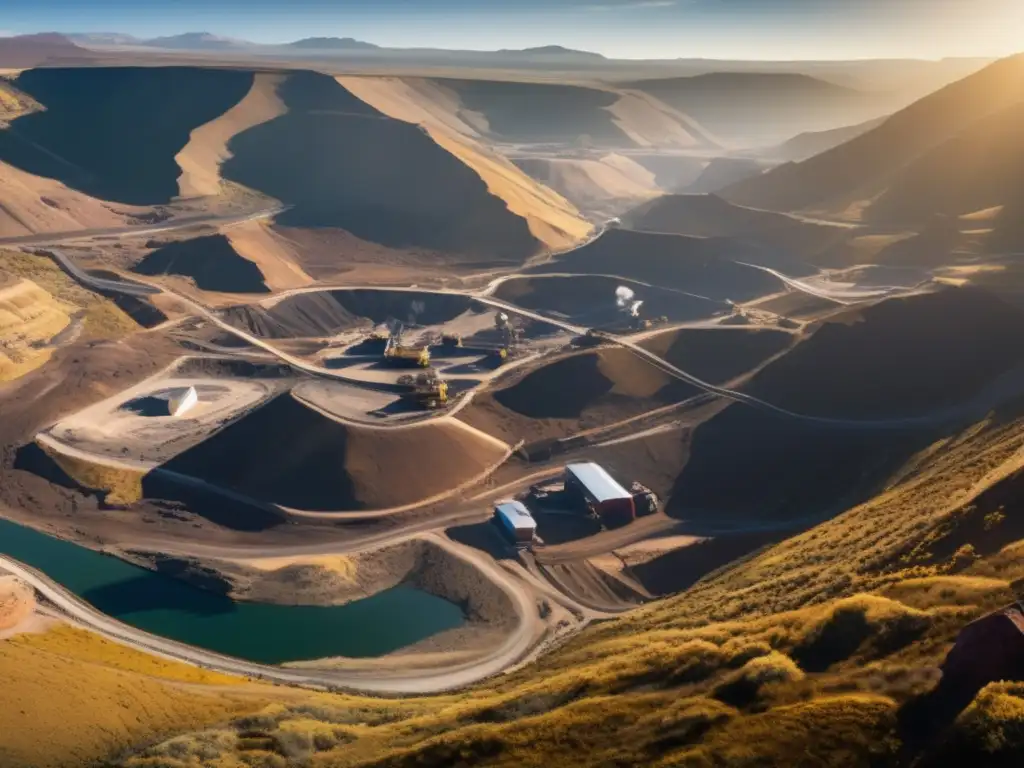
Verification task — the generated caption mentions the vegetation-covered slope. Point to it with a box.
[113,396,1024,768]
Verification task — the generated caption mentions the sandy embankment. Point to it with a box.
[0,575,52,640]
[175,72,287,199]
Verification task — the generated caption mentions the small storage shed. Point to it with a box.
[494,500,537,545]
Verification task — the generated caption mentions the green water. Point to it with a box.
[0,518,464,664]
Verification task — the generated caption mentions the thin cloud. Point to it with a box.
[582,1,681,11]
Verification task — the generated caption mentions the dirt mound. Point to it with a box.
[530,228,781,300]
[746,287,1024,419]
[221,289,477,339]
[0,67,255,204]
[221,71,544,261]
[220,294,362,339]
[624,194,849,264]
[723,55,1024,217]
[461,347,699,443]
[639,327,794,384]
[494,275,722,326]
[160,394,507,511]
[623,72,889,147]
[495,348,697,419]
[132,234,270,294]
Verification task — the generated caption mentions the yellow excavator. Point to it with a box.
[398,371,449,409]
[384,326,431,367]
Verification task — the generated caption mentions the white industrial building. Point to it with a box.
[494,500,537,545]
[166,386,199,417]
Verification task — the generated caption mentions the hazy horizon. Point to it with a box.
[2,0,1021,61]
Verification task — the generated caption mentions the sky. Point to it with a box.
[2,0,1022,60]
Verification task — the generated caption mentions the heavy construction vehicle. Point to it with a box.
[494,311,521,363]
[441,333,463,348]
[383,325,431,367]
[630,482,660,517]
[398,370,449,409]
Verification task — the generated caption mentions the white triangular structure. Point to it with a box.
[167,386,198,417]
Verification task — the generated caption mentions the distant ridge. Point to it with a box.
[0,33,92,67]
[141,32,250,50]
[285,37,379,51]
[497,45,606,60]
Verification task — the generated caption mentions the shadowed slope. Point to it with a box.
[132,235,270,294]
[530,228,782,300]
[161,394,505,511]
[222,71,543,261]
[0,67,254,204]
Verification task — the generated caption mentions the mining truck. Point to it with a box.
[398,371,449,409]
[384,327,431,367]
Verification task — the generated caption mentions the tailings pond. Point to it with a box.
[0,518,464,663]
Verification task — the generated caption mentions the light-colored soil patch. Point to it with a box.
[175,72,288,198]
[44,367,279,464]
[292,380,403,423]
[614,534,706,568]
[0,159,142,238]
[335,75,487,138]
[0,575,35,635]
[224,220,313,290]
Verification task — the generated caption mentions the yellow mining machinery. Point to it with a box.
[494,311,521,364]
[398,371,449,409]
[383,326,430,367]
